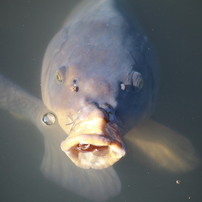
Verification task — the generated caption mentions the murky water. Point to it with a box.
[0,0,201,201]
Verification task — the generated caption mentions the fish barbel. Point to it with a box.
[41,0,158,169]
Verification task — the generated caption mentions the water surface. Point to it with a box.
[0,0,201,201]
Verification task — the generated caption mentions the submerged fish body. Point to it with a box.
[0,0,199,201]
[41,0,158,169]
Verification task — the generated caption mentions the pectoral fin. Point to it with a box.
[125,119,200,173]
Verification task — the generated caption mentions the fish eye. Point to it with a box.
[56,71,63,83]
[132,71,144,90]
[120,71,144,93]
[55,66,67,84]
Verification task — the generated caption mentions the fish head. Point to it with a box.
[41,15,158,169]
[42,63,126,169]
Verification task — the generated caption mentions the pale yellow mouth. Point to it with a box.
[60,117,126,169]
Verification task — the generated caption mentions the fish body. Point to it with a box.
[41,0,158,169]
[0,0,199,201]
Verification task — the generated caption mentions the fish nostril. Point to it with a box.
[70,79,79,92]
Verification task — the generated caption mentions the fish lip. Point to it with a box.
[60,132,126,169]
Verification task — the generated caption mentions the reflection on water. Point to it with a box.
[0,0,201,201]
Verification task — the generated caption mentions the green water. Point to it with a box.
[0,0,201,201]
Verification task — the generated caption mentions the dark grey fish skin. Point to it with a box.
[41,0,158,169]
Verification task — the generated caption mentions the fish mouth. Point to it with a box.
[60,117,126,169]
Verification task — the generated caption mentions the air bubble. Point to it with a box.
[42,112,56,125]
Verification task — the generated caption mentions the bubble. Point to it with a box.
[42,112,56,125]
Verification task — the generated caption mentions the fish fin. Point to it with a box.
[39,122,121,201]
[0,74,44,123]
[124,119,200,173]
[9,111,27,121]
